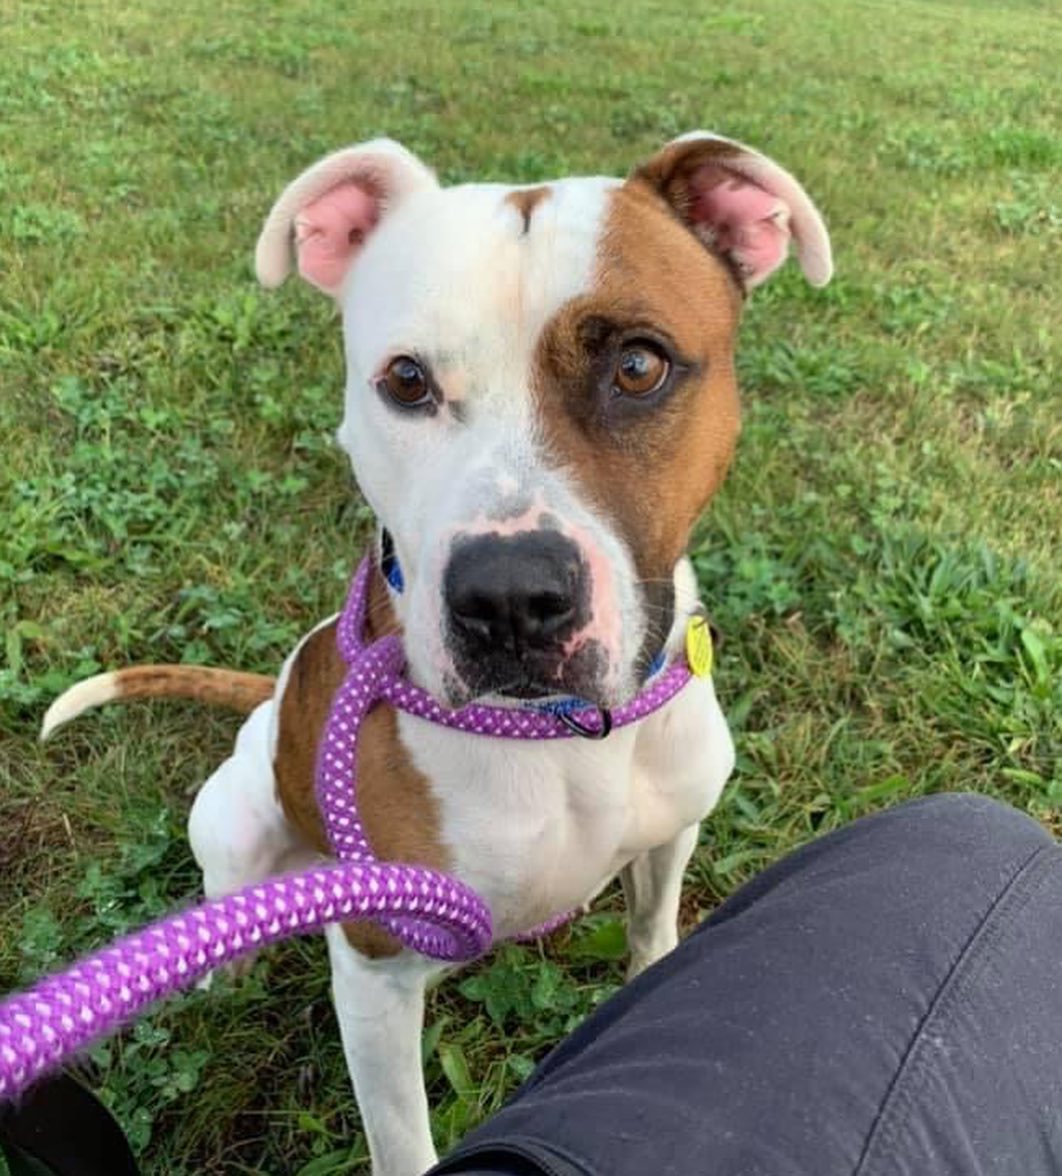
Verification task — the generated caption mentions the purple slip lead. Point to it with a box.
[335,558,692,741]
[0,556,692,1102]
[0,861,491,1101]
[321,558,691,942]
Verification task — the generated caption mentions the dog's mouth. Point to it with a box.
[464,675,583,706]
[448,633,616,708]
[430,525,626,708]
[490,679,555,702]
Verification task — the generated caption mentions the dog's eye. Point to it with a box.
[381,356,432,407]
[613,342,670,397]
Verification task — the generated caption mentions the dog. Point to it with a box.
[42,131,831,1175]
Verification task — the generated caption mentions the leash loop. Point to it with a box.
[0,555,699,1104]
[557,706,613,740]
[0,860,492,1103]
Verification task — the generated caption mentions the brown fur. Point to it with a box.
[631,137,742,208]
[533,176,743,597]
[505,185,551,234]
[273,565,450,958]
[112,666,275,711]
[631,138,748,286]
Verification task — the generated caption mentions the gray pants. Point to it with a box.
[432,794,1062,1175]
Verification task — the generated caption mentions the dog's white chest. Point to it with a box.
[400,674,734,938]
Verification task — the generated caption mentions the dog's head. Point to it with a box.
[256,134,831,708]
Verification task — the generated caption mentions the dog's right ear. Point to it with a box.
[255,139,438,297]
[633,132,832,290]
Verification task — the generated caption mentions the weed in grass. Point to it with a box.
[992,176,1062,237]
[3,205,85,246]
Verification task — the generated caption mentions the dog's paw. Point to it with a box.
[626,935,677,981]
[626,954,654,983]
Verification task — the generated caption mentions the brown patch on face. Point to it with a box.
[532,178,743,663]
[505,185,551,235]
[273,566,450,958]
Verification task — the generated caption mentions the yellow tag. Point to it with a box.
[685,615,713,679]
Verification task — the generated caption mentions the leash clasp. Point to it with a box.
[557,706,613,740]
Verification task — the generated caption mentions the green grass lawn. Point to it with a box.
[1,0,1059,1171]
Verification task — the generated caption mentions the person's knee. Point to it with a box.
[881,790,1051,860]
[708,789,1053,935]
[836,789,1055,926]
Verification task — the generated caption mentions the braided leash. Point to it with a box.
[0,861,491,1100]
[1,557,694,1102]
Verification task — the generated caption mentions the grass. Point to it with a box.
[1,0,1059,1170]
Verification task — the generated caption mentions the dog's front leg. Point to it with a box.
[324,924,439,1176]
[621,823,700,980]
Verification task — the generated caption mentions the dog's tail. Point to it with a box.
[40,666,276,742]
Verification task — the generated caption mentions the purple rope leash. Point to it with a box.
[0,861,491,1101]
[0,556,692,1103]
[334,558,692,741]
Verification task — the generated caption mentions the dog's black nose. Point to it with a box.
[444,532,586,656]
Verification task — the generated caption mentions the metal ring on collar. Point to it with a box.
[557,706,613,740]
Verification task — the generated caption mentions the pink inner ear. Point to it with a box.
[690,165,791,286]
[295,181,380,295]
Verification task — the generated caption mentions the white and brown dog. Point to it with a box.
[43,132,831,1175]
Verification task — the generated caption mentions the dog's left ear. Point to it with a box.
[255,139,438,297]
[633,132,832,289]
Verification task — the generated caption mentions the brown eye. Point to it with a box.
[382,356,432,406]
[614,342,670,397]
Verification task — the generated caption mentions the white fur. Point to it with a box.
[255,139,438,290]
[40,672,119,741]
[189,134,831,1174]
[188,557,733,1176]
[189,572,732,1176]
[254,134,831,708]
[331,177,649,704]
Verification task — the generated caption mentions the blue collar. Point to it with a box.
[380,528,405,593]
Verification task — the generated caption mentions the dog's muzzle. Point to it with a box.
[443,530,593,699]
